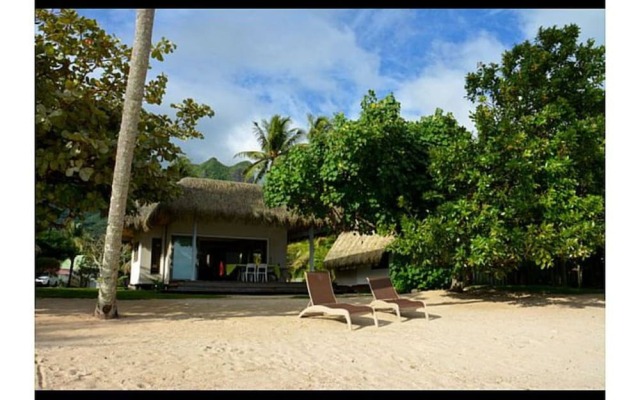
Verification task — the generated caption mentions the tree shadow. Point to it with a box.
[438,288,605,309]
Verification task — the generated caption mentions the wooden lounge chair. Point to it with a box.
[299,271,379,330]
[367,276,429,320]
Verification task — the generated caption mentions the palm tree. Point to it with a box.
[96,9,155,319]
[235,114,304,183]
[304,113,332,141]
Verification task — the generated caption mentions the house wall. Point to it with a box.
[130,226,164,285]
[333,265,389,287]
[130,218,288,285]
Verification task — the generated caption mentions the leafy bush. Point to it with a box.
[286,235,336,280]
[389,260,451,293]
[36,257,60,274]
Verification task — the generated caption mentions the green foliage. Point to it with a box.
[74,255,100,287]
[286,235,336,280]
[169,155,200,179]
[267,25,604,291]
[265,91,468,234]
[235,115,304,183]
[35,229,79,261]
[35,257,61,274]
[35,9,214,233]
[462,24,605,275]
[303,113,333,141]
[389,262,451,294]
[390,24,605,288]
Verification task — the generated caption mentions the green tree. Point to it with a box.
[234,114,304,183]
[170,155,200,179]
[286,235,336,280]
[35,9,214,234]
[466,24,604,286]
[392,24,605,291]
[303,113,333,142]
[264,91,466,234]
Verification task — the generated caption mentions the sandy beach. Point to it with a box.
[34,289,605,390]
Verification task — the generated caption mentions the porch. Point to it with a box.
[163,280,308,295]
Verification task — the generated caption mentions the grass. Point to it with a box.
[35,287,227,300]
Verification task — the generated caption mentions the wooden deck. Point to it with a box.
[164,280,309,295]
[159,280,355,296]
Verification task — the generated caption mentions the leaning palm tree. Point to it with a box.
[96,9,155,319]
[235,114,304,183]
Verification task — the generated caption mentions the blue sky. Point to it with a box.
[74,9,605,166]
[7,5,640,395]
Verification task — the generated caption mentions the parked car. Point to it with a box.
[35,273,58,287]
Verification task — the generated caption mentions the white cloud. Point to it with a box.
[395,31,506,133]
[515,9,605,45]
[144,9,387,165]
[77,9,606,166]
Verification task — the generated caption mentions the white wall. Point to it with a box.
[130,226,164,285]
[333,265,389,286]
[131,218,288,284]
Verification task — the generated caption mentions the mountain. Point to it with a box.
[193,157,251,182]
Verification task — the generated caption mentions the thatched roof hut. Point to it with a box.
[323,231,394,270]
[127,177,316,233]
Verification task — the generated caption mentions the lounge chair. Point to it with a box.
[299,271,379,330]
[367,276,429,320]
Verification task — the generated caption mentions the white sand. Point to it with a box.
[34,289,604,390]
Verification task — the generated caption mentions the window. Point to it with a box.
[171,236,193,280]
[151,238,162,274]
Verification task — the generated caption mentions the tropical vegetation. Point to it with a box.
[36,14,604,298]
[264,25,605,291]
[234,115,305,183]
[35,9,214,235]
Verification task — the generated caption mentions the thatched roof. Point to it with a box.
[323,231,394,270]
[127,177,316,232]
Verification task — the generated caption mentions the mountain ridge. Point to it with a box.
[192,156,250,182]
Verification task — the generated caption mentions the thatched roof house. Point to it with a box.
[126,177,318,286]
[128,177,314,233]
[324,231,394,270]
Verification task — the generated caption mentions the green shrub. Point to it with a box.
[35,257,60,274]
[389,261,451,293]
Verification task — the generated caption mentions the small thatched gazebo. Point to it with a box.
[126,177,317,286]
[324,231,394,287]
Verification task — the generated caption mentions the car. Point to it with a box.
[35,273,58,287]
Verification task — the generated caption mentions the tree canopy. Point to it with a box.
[264,91,471,233]
[264,24,604,290]
[391,24,605,289]
[35,9,214,233]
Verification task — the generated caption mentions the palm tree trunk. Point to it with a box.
[95,9,155,319]
[67,255,75,288]
[308,226,315,272]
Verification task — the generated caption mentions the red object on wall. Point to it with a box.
[219,261,225,277]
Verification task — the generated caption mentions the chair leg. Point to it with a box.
[393,304,401,320]
[371,309,379,328]
[345,314,352,330]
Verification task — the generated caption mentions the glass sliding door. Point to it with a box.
[171,236,194,280]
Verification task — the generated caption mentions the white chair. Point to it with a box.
[243,263,257,282]
[256,263,268,282]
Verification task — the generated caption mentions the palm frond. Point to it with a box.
[242,159,268,183]
[234,150,267,162]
